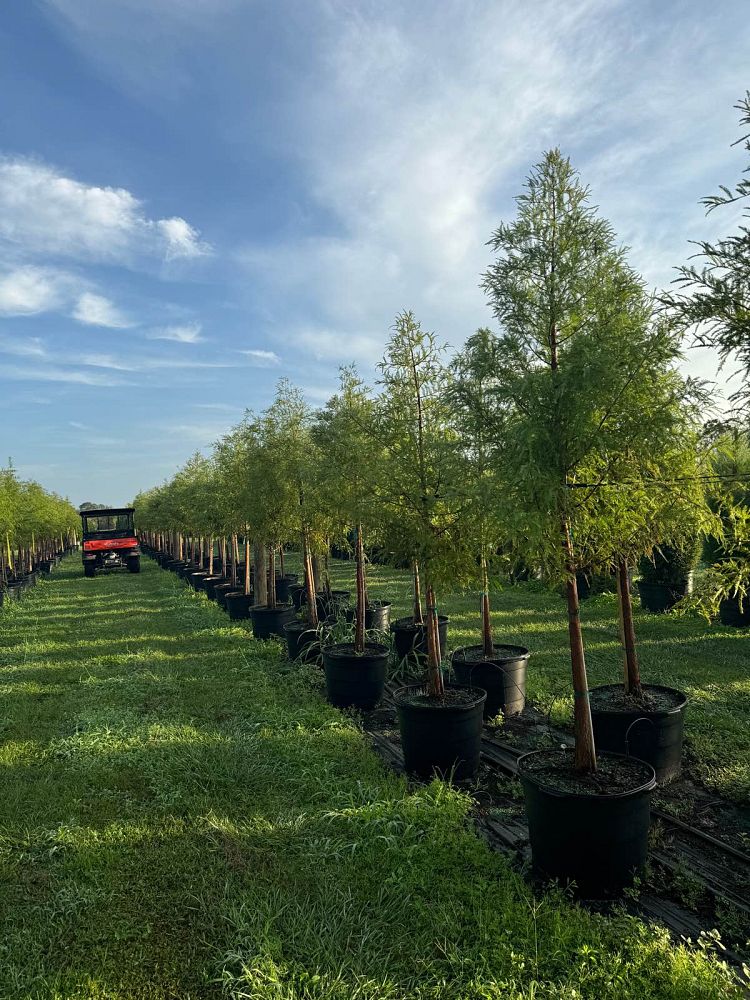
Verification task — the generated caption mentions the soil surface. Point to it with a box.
[454,644,530,663]
[396,686,483,708]
[589,684,686,714]
[519,748,655,795]
[324,642,388,657]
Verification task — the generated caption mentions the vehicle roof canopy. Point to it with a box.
[79,507,135,518]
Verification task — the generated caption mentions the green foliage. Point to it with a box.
[668,93,750,411]
[638,541,701,587]
[0,465,78,566]
[370,311,472,590]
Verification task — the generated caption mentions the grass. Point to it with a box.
[0,556,743,999]
[311,554,750,804]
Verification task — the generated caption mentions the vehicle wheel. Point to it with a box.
[84,563,96,578]
[128,556,140,574]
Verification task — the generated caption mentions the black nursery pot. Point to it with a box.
[391,616,449,661]
[214,582,237,608]
[284,620,321,663]
[344,601,392,632]
[589,684,688,784]
[323,642,389,711]
[202,575,225,600]
[290,584,306,610]
[189,571,209,590]
[637,580,686,613]
[224,591,254,620]
[518,749,656,897]
[394,684,486,782]
[178,563,197,579]
[451,644,529,719]
[719,594,750,628]
[275,574,299,603]
[250,603,297,639]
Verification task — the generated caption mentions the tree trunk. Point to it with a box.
[209,537,214,576]
[617,558,641,697]
[563,520,597,772]
[267,545,276,608]
[481,556,493,658]
[221,537,227,578]
[413,560,424,624]
[253,540,267,605]
[279,545,285,577]
[311,554,322,593]
[231,534,238,586]
[425,584,444,697]
[303,530,318,628]
[355,524,366,654]
[244,536,251,597]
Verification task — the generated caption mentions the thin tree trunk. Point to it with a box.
[244,535,251,597]
[425,584,443,697]
[413,560,424,624]
[563,520,596,772]
[279,545,285,577]
[209,537,214,576]
[617,559,641,697]
[311,554,322,593]
[303,531,318,628]
[481,556,493,658]
[221,537,227,578]
[253,540,267,605]
[355,524,366,654]
[267,545,276,608]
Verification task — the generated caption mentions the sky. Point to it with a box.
[0,0,747,506]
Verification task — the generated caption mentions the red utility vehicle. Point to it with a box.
[80,507,140,577]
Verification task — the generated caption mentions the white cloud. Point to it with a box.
[0,266,72,315]
[69,420,88,429]
[292,328,382,366]
[0,334,48,358]
[239,348,281,367]
[0,157,211,266]
[79,352,139,371]
[147,322,203,343]
[2,364,130,387]
[73,292,132,328]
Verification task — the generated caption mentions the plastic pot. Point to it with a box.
[275,574,299,603]
[290,584,306,610]
[518,749,656,897]
[250,603,297,639]
[719,595,750,628]
[283,620,321,662]
[224,591,254,620]
[322,642,389,710]
[394,683,486,782]
[451,644,529,719]
[637,580,686,613]
[344,601,392,632]
[214,583,237,608]
[202,575,225,599]
[391,616,449,662]
[188,571,209,590]
[589,684,688,783]
[178,563,197,579]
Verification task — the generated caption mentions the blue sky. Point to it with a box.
[0,0,747,506]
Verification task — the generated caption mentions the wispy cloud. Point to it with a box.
[239,348,281,367]
[0,333,48,358]
[2,364,131,386]
[0,157,211,266]
[73,291,132,328]
[147,322,203,343]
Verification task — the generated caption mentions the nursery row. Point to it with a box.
[0,466,79,604]
[134,152,749,899]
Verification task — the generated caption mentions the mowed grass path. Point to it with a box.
[316,556,750,804]
[0,558,741,999]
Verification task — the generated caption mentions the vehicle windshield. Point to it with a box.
[83,514,134,533]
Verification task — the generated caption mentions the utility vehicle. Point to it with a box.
[80,507,140,577]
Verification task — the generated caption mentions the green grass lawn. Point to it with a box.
[0,557,742,999]
[311,554,750,805]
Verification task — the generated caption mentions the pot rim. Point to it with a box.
[283,620,319,634]
[250,602,295,614]
[517,748,656,800]
[323,641,390,659]
[452,643,530,665]
[393,682,487,711]
[391,614,449,632]
[588,683,688,717]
